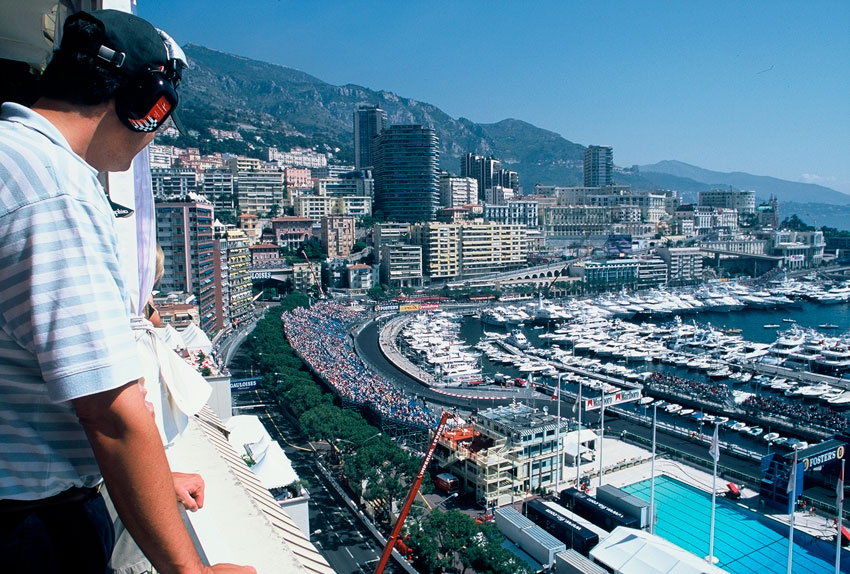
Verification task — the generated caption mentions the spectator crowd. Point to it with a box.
[743,394,850,431]
[282,302,438,429]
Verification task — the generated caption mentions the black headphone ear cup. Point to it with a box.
[116,71,178,133]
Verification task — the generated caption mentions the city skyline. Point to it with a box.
[139,1,850,195]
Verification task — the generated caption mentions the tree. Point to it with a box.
[283,381,329,418]
[780,214,815,231]
[406,510,533,574]
[368,284,386,300]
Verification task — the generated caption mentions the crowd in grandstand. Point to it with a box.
[646,372,732,403]
[282,302,437,428]
[743,394,849,431]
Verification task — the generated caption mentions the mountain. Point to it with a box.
[174,46,847,205]
[639,160,850,205]
[178,45,585,185]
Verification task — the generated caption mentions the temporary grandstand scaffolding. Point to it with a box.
[364,404,431,452]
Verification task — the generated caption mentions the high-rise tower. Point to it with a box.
[583,145,613,187]
[373,125,440,222]
[353,104,387,169]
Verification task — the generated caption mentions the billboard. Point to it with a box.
[584,389,642,411]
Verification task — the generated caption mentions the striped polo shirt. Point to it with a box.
[0,103,143,500]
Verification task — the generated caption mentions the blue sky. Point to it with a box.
[139,0,850,194]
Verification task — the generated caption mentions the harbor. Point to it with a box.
[384,276,850,461]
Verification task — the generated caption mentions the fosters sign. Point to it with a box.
[803,444,845,471]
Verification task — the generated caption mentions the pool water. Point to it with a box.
[621,475,849,574]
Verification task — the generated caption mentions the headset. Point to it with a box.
[113,58,182,133]
[87,35,183,134]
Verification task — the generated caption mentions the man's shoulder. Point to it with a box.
[0,119,99,219]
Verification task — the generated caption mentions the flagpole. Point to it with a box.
[788,449,798,574]
[708,422,719,565]
[556,373,562,493]
[837,458,845,574]
[598,392,605,487]
[650,402,657,535]
[576,381,582,488]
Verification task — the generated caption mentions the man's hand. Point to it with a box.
[173,472,205,512]
[205,565,257,574]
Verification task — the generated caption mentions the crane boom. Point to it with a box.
[298,248,325,299]
[374,411,453,574]
[544,260,570,296]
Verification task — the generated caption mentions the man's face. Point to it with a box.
[87,102,157,172]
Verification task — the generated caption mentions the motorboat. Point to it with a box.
[730,421,748,432]
[505,329,530,350]
[639,396,655,405]
[666,404,682,414]
[714,416,730,425]
[763,432,781,442]
[678,408,694,416]
[747,427,764,437]
[773,437,788,446]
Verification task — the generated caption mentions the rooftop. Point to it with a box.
[478,402,563,434]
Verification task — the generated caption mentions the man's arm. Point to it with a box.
[73,381,254,574]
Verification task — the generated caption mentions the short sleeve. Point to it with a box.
[0,195,142,402]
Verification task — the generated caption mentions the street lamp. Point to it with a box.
[335,432,382,449]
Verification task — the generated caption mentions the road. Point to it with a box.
[232,388,402,574]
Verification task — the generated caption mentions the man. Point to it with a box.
[0,10,253,574]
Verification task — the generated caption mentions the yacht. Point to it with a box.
[505,329,530,350]
[481,308,508,327]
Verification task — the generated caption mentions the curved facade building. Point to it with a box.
[373,124,440,223]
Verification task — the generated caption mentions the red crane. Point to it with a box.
[374,411,453,574]
[298,248,325,299]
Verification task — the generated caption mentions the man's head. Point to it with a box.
[39,9,185,134]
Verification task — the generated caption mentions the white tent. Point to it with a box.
[251,441,298,490]
[590,527,729,574]
[226,415,299,490]
[156,324,187,351]
[180,322,213,354]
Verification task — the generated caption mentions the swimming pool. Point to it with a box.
[621,475,848,574]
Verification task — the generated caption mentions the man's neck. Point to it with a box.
[30,99,108,163]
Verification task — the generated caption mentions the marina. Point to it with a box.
[390,277,850,460]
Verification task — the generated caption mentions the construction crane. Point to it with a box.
[540,260,571,299]
[298,248,325,299]
[374,411,453,574]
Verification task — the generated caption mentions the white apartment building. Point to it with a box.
[151,167,198,199]
[314,177,373,198]
[540,205,609,239]
[656,247,703,284]
[267,146,328,169]
[236,168,286,215]
[698,189,756,215]
[148,143,180,168]
[294,195,372,219]
[484,199,539,228]
[439,175,478,208]
[379,244,423,288]
[484,185,515,205]
[412,222,527,279]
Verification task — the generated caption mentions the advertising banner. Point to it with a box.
[584,389,642,411]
